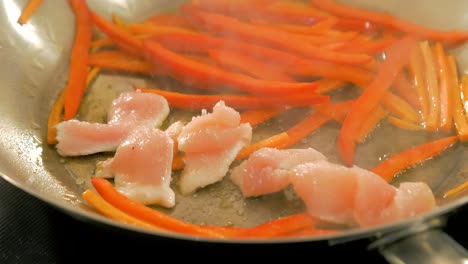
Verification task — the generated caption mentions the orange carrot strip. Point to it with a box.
[47,67,100,144]
[419,41,440,131]
[111,13,128,29]
[236,132,290,160]
[182,8,372,65]
[278,227,339,238]
[63,0,92,120]
[382,85,421,123]
[392,72,420,109]
[433,42,453,131]
[82,189,164,231]
[284,112,332,147]
[138,88,328,110]
[461,76,468,117]
[333,17,379,33]
[372,136,458,182]
[128,23,196,36]
[207,49,295,82]
[409,45,429,124]
[91,177,227,238]
[443,181,468,198]
[339,33,397,55]
[142,40,319,95]
[311,0,468,42]
[90,11,143,54]
[47,90,65,145]
[272,19,339,36]
[147,13,193,28]
[90,37,115,51]
[338,36,417,166]
[248,20,358,45]
[356,106,388,143]
[234,213,317,238]
[454,71,468,141]
[88,50,162,75]
[315,79,347,94]
[312,100,354,123]
[152,32,374,86]
[17,0,43,25]
[388,116,424,131]
[186,0,327,25]
[201,225,247,238]
[240,109,284,127]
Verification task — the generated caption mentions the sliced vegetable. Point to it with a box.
[17,0,43,25]
[236,132,290,160]
[207,49,295,82]
[371,136,458,182]
[311,0,468,42]
[63,0,92,120]
[356,106,388,143]
[88,50,161,75]
[234,213,317,238]
[284,112,332,147]
[433,42,453,131]
[443,181,468,198]
[182,8,372,65]
[48,67,100,144]
[82,189,164,231]
[138,88,329,110]
[449,58,468,141]
[91,177,227,238]
[387,116,424,131]
[419,41,440,131]
[142,40,319,95]
[338,36,417,166]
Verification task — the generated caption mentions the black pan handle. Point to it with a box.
[368,218,468,264]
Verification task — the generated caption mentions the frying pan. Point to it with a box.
[2,0,468,262]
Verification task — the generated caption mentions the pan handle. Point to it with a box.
[369,219,468,264]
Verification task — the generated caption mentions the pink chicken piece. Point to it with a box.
[97,125,176,207]
[55,121,129,156]
[107,91,170,127]
[55,91,169,156]
[177,101,252,195]
[292,161,361,225]
[360,182,436,227]
[230,147,326,197]
[292,160,436,227]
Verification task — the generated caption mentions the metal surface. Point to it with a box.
[1,0,468,247]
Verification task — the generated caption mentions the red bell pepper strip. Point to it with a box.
[372,136,458,182]
[142,40,319,95]
[311,0,468,43]
[137,88,328,110]
[338,36,417,166]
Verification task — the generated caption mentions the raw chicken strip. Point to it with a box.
[292,160,436,227]
[177,101,252,195]
[56,91,169,156]
[55,121,128,156]
[97,125,176,207]
[292,161,360,225]
[359,182,436,227]
[230,148,326,197]
[95,121,184,179]
[107,91,169,127]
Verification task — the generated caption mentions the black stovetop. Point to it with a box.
[1,176,467,263]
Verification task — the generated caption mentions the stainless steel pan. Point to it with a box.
[2,0,468,262]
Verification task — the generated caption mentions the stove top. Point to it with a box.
[1,176,467,263]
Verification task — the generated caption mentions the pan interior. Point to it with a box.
[1,0,468,240]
